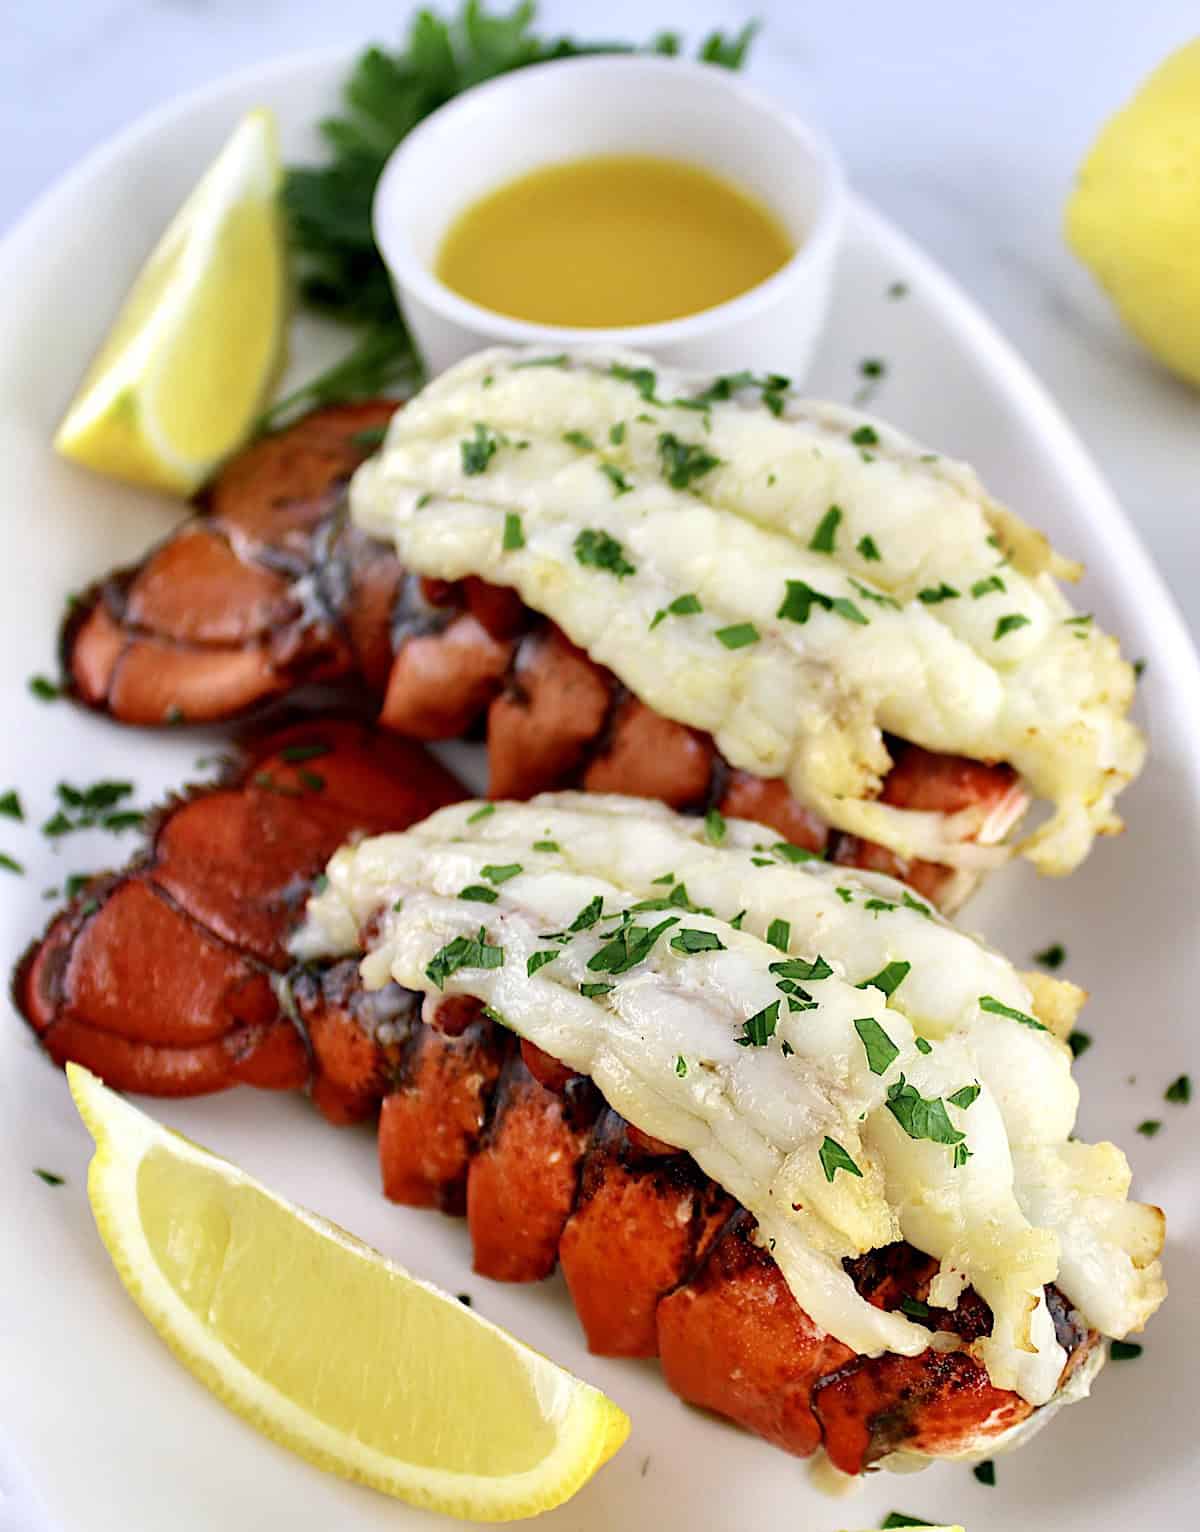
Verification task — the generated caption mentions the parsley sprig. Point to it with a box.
[271,3,757,423]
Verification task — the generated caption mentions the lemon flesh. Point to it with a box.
[67,1065,629,1521]
[54,108,287,494]
[1066,39,1200,387]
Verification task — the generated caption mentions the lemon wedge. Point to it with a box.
[1066,39,1200,387]
[54,109,287,494]
[67,1064,629,1520]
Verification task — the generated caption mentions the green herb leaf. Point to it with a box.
[609,421,626,445]
[947,1083,981,1109]
[854,1016,900,1075]
[704,806,726,843]
[1137,1119,1161,1137]
[1165,1074,1191,1104]
[715,622,760,649]
[0,853,24,875]
[280,743,331,764]
[513,353,567,369]
[657,431,721,489]
[856,534,881,561]
[28,674,60,701]
[917,582,960,604]
[675,1055,688,1077]
[502,511,525,550]
[994,613,1032,641]
[899,1295,933,1319]
[0,789,23,820]
[562,429,595,450]
[575,527,635,576]
[914,1036,933,1055]
[857,960,911,998]
[818,1136,863,1182]
[527,950,558,977]
[881,1516,931,1529]
[458,884,499,903]
[766,918,791,952]
[588,916,679,974]
[425,927,504,989]
[580,982,615,998]
[481,862,522,885]
[650,592,702,629]
[460,421,500,475]
[670,928,725,955]
[979,994,1047,1031]
[466,803,495,824]
[971,574,1006,598]
[850,425,879,446]
[609,363,661,402]
[973,1460,996,1487]
[33,1168,65,1186]
[885,1074,966,1148]
[902,891,932,919]
[770,955,833,982]
[1110,1340,1143,1361]
[1068,1029,1092,1058]
[772,840,822,864]
[735,999,781,1047]
[809,505,842,553]
[532,839,559,852]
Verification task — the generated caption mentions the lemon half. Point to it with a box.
[1067,39,1200,387]
[54,108,287,493]
[67,1065,628,1521]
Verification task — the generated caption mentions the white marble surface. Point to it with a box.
[4,0,1198,635]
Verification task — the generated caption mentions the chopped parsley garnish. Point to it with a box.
[778,579,868,627]
[705,807,726,844]
[857,960,910,998]
[715,622,760,649]
[854,1016,900,1075]
[29,675,60,701]
[917,582,960,604]
[651,872,675,885]
[1064,613,1093,627]
[513,353,567,369]
[979,994,1046,1031]
[415,491,433,509]
[809,505,842,553]
[856,534,881,561]
[848,577,901,611]
[819,1136,863,1182]
[457,883,496,905]
[460,422,500,475]
[971,574,1006,598]
[735,999,780,1047]
[860,358,886,379]
[730,910,746,929]
[609,421,626,445]
[42,780,143,838]
[569,895,605,932]
[850,425,879,447]
[901,891,931,919]
[670,928,725,955]
[1110,1340,1143,1361]
[885,1075,966,1150]
[580,982,615,998]
[835,886,854,904]
[993,612,1031,641]
[502,512,525,550]
[1068,1029,1092,1058]
[772,840,822,864]
[1133,657,1147,679]
[914,1036,933,1055]
[770,955,833,982]
[425,926,503,989]
[533,839,559,852]
[1137,1119,1162,1137]
[973,1460,996,1487]
[675,1055,688,1077]
[33,1168,65,1186]
[296,770,325,793]
[280,743,331,764]
[562,429,595,450]
[881,1517,929,1529]
[899,1296,933,1319]
[650,592,702,629]
[0,853,23,875]
[1165,1074,1191,1104]
[575,528,635,577]
[947,1083,981,1109]
[0,790,23,820]
[588,916,678,974]
[864,898,897,915]
[609,362,661,402]
[597,462,633,497]
[657,432,722,489]
[481,863,522,885]
[527,950,558,977]
[1034,942,1066,969]
[766,918,791,952]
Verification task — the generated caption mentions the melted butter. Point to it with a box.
[436,154,794,326]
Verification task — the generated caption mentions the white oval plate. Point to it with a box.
[1,48,1197,1532]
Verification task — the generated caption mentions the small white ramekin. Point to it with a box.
[372,55,845,380]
